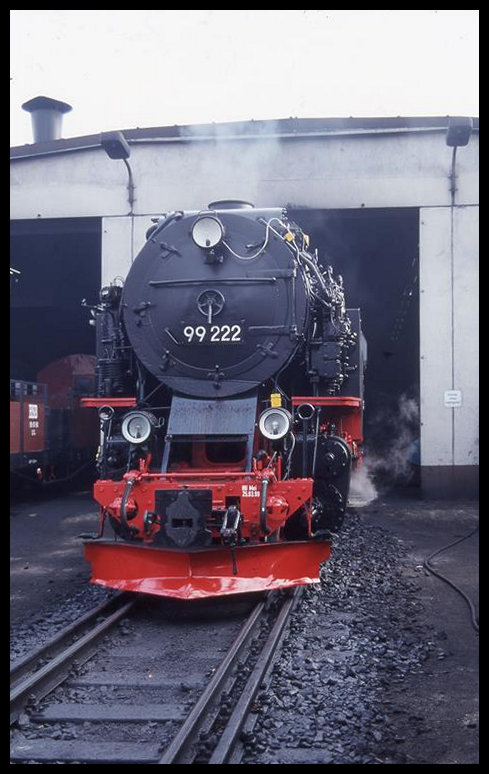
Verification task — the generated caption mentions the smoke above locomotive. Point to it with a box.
[84,201,366,600]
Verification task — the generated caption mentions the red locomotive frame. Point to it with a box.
[84,395,361,600]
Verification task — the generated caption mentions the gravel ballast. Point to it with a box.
[241,503,478,765]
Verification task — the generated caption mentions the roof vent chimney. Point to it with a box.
[21,96,72,143]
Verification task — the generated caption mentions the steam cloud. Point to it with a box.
[349,393,420,507]
[349,463,379,507]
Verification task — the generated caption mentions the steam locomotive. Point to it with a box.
[83,201,365,599]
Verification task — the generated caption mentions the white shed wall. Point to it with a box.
[102,216,150,287]
[419,205,479,469]
[453,206,479,465]
[10,131,478,221]
[419,207,454,466]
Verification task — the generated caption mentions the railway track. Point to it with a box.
[10,592,136,726]
[10,587,302,764]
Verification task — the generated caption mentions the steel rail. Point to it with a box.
[159,588,302,765]
[209,587,303,764]
[10,592,127,685]
[10,597,136,725]
[158,597,266,764]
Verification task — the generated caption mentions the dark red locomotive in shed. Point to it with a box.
[83,202,366,599]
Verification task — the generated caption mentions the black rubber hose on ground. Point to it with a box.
[423,524,479,633]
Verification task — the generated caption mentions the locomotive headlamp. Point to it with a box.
[192,216,225,249]
[98,405,114,423]
[121,411,155,444]
[259,407,292,441]
[296,403,316,421]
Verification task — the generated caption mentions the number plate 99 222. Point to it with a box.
[181,323,244,344]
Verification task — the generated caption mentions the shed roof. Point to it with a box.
[10,115,479,161]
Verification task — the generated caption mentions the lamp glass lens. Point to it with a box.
[259,408,291,440]
[122,412,152,443]
[264,413,287,436]
[192,217,223,248]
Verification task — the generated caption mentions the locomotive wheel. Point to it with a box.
[283,506,309,541]
[313,482,346,534]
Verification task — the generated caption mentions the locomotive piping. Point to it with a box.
[120,478,135,528]
[312,409,321,478]
[260,478,270,535]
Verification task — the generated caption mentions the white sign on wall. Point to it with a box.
[444,390,462,408]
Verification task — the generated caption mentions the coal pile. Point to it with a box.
[242,510,436,765]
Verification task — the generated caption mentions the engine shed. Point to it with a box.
[10,110,479,499]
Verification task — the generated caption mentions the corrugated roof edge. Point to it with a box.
[10,115,479,160]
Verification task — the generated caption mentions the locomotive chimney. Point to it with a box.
[208,200,254,210]
[21,96,72,143]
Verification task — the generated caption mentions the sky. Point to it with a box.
[10,10,479,146]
